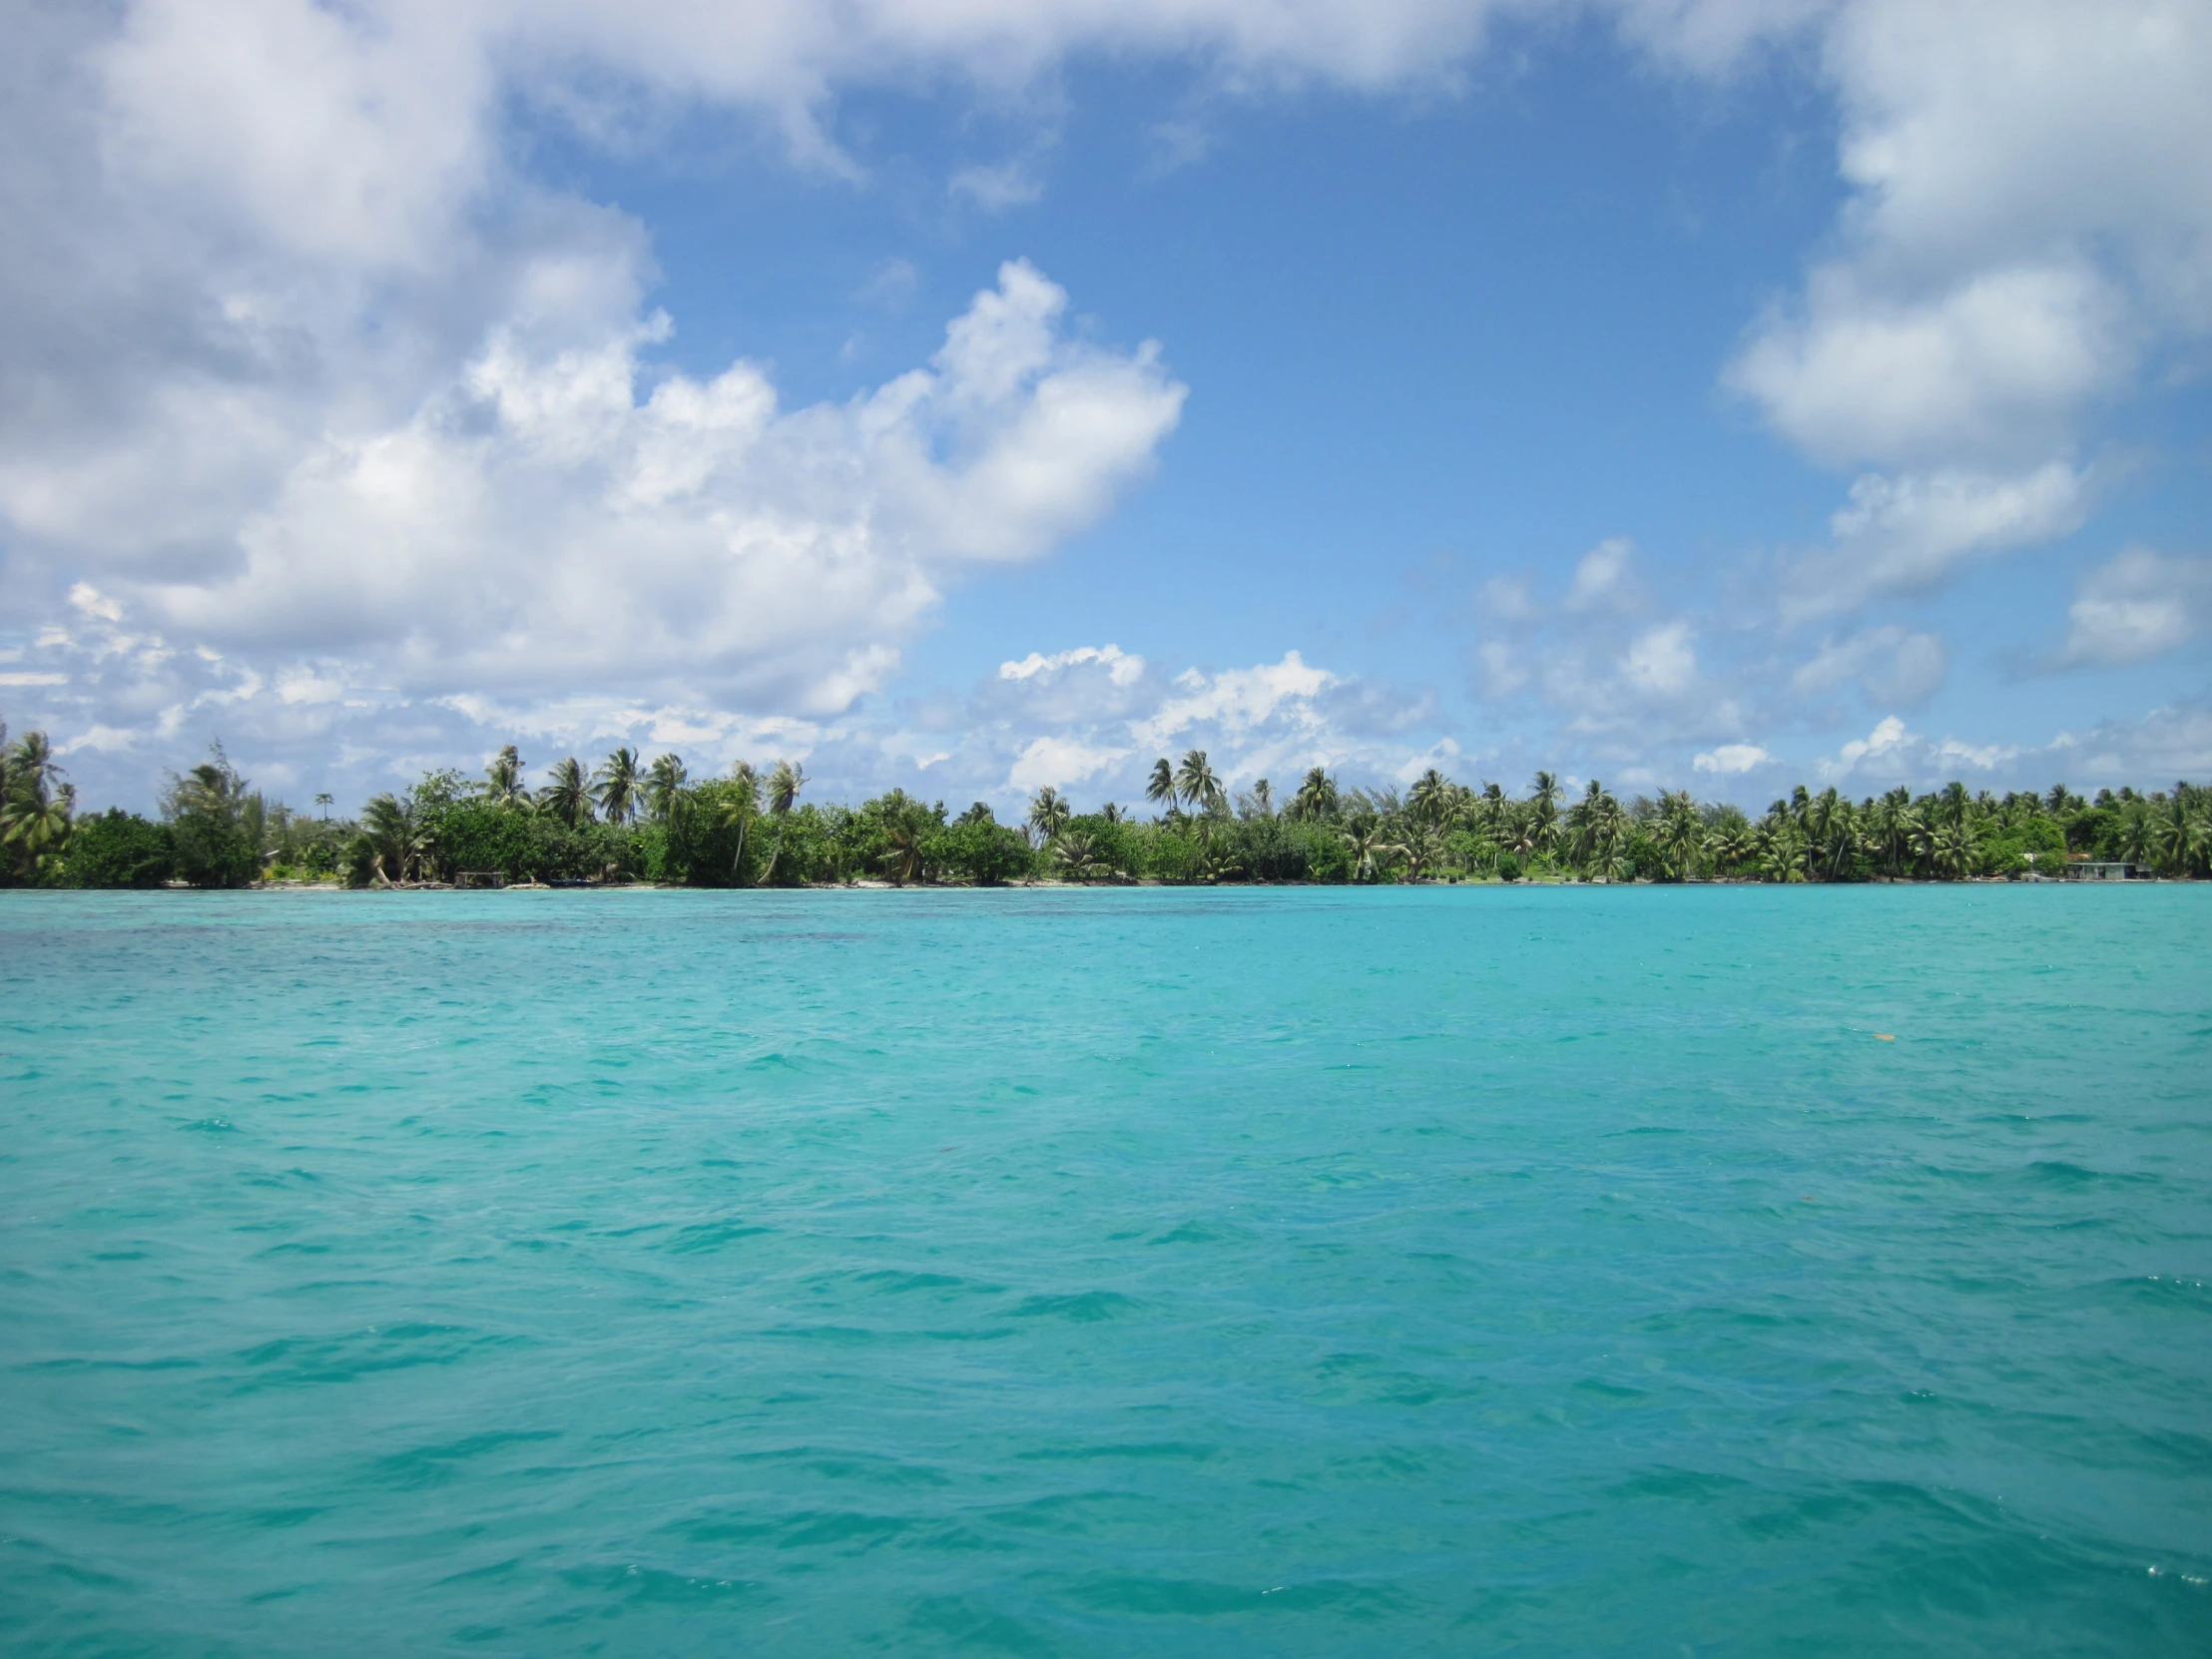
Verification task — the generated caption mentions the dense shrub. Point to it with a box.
[169,805,260,887]
[927,819,1032,885]
[54,810,174,887]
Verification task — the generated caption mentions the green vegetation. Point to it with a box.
[3,721,2207,888]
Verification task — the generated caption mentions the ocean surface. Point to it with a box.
[2,885,2208,1657]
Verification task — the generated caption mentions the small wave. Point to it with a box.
[659,1219,771,1253]
[1010,1291,1143,1322]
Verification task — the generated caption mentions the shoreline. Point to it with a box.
[74,871,2207,893]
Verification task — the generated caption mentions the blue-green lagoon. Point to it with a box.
[3,885,2208,1655]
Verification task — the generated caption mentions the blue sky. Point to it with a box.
[2,0,2208,814]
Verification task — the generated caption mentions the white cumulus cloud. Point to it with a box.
[2056,548,2211,669]
[1693,742,1772,776]
[1790,623,1947,707]
[1780,462,2087,621]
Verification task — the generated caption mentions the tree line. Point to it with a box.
[3,723,2207,889]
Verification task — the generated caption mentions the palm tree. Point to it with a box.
[1,730,71,879]
[1146,758,1177,819]
[645,754,688,823]
[593,747,642,827]
[1924,819,1979,880]
[1397,822,1444,882]
[314,792,334,822]
[1290,767,1338,822]
[1340,823,1401,883]
[1935,780,1970,830]
[1051,828,1110,882]
[4,784,74,877]
[540,758,593,828]
[758,760,807,884]
[1408,768,1452,826]
[1757,823,1810,883]
[2117,806,2157,867]
[879,816,926,885]
[1176,750,1226,816]
[1802,787,1856,881]
[1197,835,1247,884]
[1655,791,1703,879]
[1564,779,1623,871]
[1865,790,1919,878]
[1526,771,1562,854]
[721,762,761,882]
[1706,822,1752,874]
[1026,786,1072,844]
[357,793,425,885]
[1247,779,1274,819]
[767,760,807,817]
[2154,799,2208,876]
[484,745,528,806]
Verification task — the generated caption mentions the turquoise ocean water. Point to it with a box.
[2,886,2208,1655]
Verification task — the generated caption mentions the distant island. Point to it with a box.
[2,726,2205,889]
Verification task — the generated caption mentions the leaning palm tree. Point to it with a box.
[1026,786,1072,844]
[1175,750,1226,817]
[540,758,593,828]
[593,747,642,827]
[721,762,762,882]
[757,760,807,884]
[358,793,423,885]
[645,754,688,823]
[878,817,926,885]
[1146,757,1177,819]
[767,760,807,817]
[5,729,63,810]
[1397,823,1444,882]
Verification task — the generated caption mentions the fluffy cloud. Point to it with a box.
[2055,548,2211,669]
[1731,0,2212,470]
[147,261,1180,710]
[1813,713,2027,784]
[1790,623,1947,707]
[1622,623,1697,696]
[1810,702,2212,791]
[1564,537,1636,612]
[1473,540,1748,755]
[999,645,1147,687]
[1720,0,2212,632]
[1692,742,1773,776]
[957,647,1452,805]
[1729,264,2124,472]
[1779,463,2087,621]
